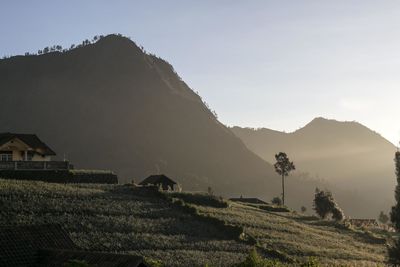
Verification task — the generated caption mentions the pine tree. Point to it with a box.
[274,152,295,206]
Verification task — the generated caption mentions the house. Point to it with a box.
[0,133,71,170]
[139,174,177,190]
[0,133,56,162]
[0,224,147,267]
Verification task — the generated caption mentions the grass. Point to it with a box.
[0,179,391,266]
[185,197,389,266]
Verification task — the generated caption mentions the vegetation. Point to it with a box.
[378,211,389,224]
[271,197,282,206]
[187,194,387,266]
[0,180,249,266]
[273,153,295,206]
[389,151,400,265]
[0,179,389,266]
[301,206,307,213]
[313,188,344,221]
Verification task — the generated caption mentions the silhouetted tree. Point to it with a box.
[271,196,282,206]
[389,151,400,265]
[38,50,43,55]
[313,188,344,220]
[378,211,389,224]
[274,152,295,206]
[391,151,400,230]
[55,45,62,51]
[43,47,49,54]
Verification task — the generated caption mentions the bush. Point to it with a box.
[378,211,389,224]
[313,188,344,221]
[236,249,284,267]
[167,192,228,208]
[271,197,282,206]
[331,207,344,221]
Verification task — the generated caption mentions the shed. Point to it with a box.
[139,174,177,190]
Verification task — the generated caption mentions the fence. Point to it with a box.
[0,161,71,170]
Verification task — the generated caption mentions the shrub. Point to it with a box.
[313,188,344,221]
[378,211,389,224]
[331,206,344,221]
[235,249,284,267]
[301,206,307,213]
[271,197,282,206]
[167,192,228,208]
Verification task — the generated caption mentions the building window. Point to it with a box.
[0,152,13,162]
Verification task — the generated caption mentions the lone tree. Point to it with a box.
[301,206,307,213]
[274,152,295,206]
[389,151,400,264]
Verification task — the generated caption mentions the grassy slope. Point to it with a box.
[0,179,389,266]
[192,201,387,266]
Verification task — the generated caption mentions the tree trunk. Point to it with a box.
[282,174,285,206]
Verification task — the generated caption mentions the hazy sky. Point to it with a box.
[1,1,400,144]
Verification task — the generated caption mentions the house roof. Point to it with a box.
[0,133,56,156]
[35,249,147,267]
[0,224,78,267]
[139,174,177,185]
[229,197,268,205]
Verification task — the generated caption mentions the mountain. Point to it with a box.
[232,118,397,217]
[0,34,284,198]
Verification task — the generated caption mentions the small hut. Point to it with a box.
[139,174,177,191]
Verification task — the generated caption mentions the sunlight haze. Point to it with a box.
[1,1,400,143]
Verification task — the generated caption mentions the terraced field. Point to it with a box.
[0,179,250,266]
[190,201,389,266]
[0,179,391,266]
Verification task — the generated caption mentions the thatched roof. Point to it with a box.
[139,174,177,186]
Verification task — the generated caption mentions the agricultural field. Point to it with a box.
[0,179,250,267]
[0,179,392,266]
[190,200,390,266]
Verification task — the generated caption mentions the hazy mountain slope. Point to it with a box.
[0,34,283,197]
[232,118,397,217]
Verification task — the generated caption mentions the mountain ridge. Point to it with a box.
[232,117,396,217]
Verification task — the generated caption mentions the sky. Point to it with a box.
[1,1,400,144]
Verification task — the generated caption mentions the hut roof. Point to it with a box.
[35,249,147,267]
[0,224,77,267]
[139,174,177,185]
